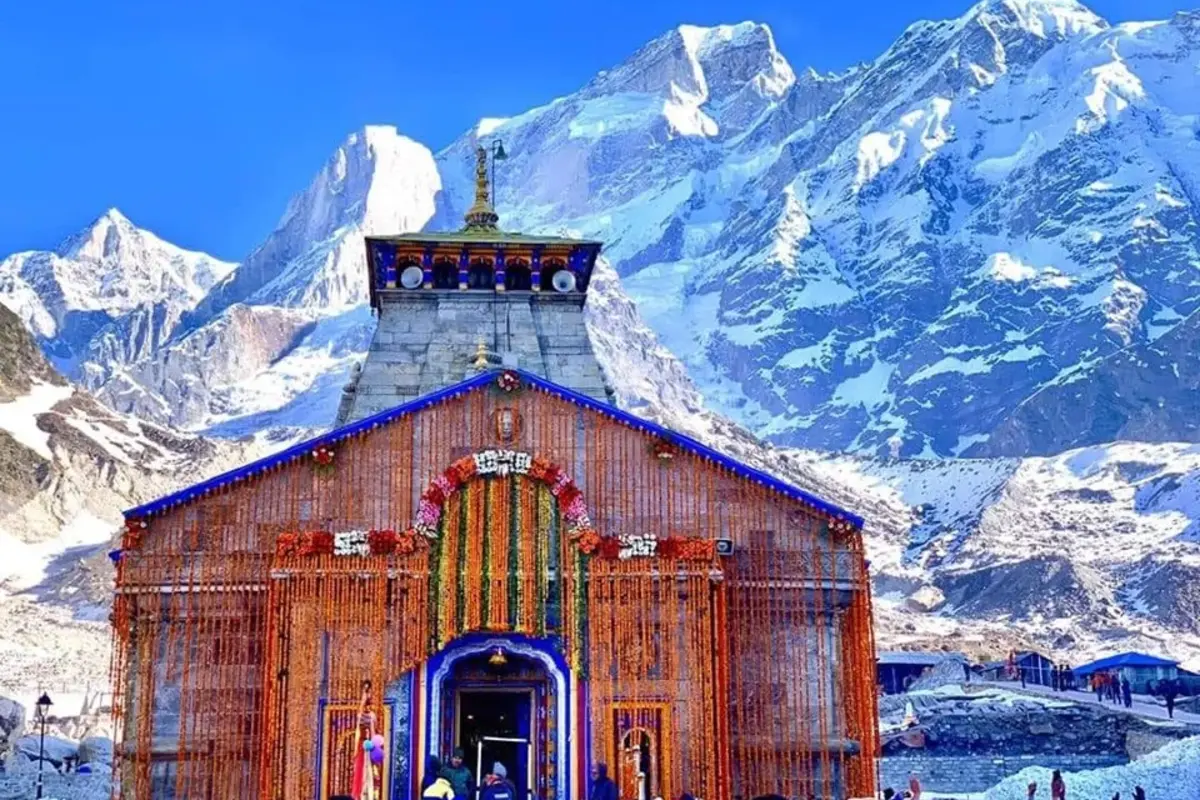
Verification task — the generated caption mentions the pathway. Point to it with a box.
[980,679,1200,726]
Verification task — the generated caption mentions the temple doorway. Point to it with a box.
[436,643,562,800]
[458,689,533,799]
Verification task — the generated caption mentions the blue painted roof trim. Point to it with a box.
[124,369,863,527]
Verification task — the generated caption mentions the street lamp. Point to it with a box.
[490,139,508,212]
[35,692,51,799]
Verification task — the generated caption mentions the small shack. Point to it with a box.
[1073,652,1180,693]
[877,651,967,694]
[976,651,1059,686]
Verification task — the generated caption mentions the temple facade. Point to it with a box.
[111,147,879,800]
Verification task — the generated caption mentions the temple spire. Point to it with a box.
[462,145,500,232]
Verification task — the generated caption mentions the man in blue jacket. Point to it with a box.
[589,763,618,800]
[480,762,516,800]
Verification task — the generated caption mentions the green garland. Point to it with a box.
[507,476,520,627]
[574,546,589,677]
[428,516,444,652]
[456,487,468,629]
[481,479,491,626]
[534,485,545,637]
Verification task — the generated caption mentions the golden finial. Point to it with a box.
[473,338,491,370]
[462,145,500,232]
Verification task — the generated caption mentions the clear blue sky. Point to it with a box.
[0,0,1188,261]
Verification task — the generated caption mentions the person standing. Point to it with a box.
[1163,679,1179,719]
[908,773,922,800]
[1093,674,1103,701]
[589,763,618,800]
[480,763,515,800]
[1050,769,1066,800]
[442,748,473,800]
[1121,676,1133,709]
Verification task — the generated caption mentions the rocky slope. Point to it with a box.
[0,303,261,700]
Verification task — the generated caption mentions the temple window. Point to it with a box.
[468,260,494,290]
[506,262,533,291]
[432,261,457,289]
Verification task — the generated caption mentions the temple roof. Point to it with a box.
[124,368,863,528]
[368,231,602,248]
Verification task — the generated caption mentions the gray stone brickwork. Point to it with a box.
[337,290,612,424]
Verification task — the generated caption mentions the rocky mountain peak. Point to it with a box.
[188,125,439,320]
[578,21,794,139]
[56,207,143,262]
[966,0,1107,38]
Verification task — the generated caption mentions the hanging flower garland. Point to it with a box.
[123,518,147,549]
[273,529,423,558]
[580,533,717,561]
[409,450,594,543]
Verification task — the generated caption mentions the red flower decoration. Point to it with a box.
[300,531,334,556]
[312,445,336,467]
[497,371,521,393]
[597,537,622,559]
[423,484,446,506]
[558,483,581,508]
[651,440,678,461]
[368,530,399,555]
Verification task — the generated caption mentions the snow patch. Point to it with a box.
[0,382,73,459]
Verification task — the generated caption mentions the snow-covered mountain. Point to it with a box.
[25,0,1200,461]
[0,209,236,387]
[2,0,1200,671]
[436,2,1200,460]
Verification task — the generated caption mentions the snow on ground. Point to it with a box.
[986,736,1200,800]
[0,510,111,591]
[0,381,72,458]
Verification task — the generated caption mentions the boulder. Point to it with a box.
[905,585,946,613]
[77,736,113,766]
[0,696,25,742]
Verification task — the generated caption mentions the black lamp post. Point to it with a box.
[490,139,508,210]
[35,692,51,799]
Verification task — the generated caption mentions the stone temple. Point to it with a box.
[111,144,879,800]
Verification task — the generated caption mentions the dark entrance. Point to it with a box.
[458,689,532,799]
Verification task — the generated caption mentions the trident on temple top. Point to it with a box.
[462,140,507,233]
